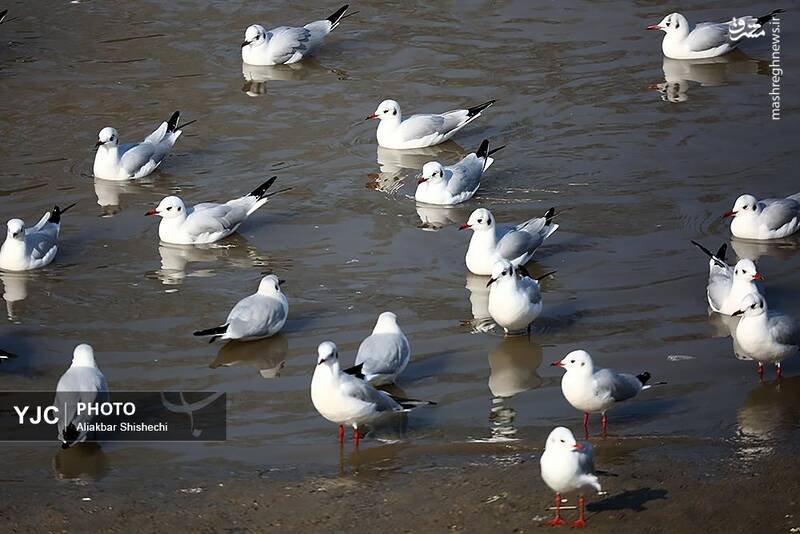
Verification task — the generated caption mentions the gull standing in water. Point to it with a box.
[691,241,764,315]
[724,192,800,240]
[53,344,109,449]
[487,260,554,334]
[733,293,799,380]
[0,203,76,271]
[345,312,411,386]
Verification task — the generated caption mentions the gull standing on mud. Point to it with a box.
[0,203,75,271]
[93,111,188,181]
[691,241,764,316]
[460,207,558,276]
[241,5,354,66]
[487,260,554,334]
[193,274,288,343]
[552,350,652,434]
[366,99,495,150]
[145,176,282,245]
[345,311,411,386]
[414,139,504,206]
[53,344,110,449]
[733,293,799,379]
[724,192,800,240]
[540,426,601,528]
[311,342,432,445]
[647,10,784,59]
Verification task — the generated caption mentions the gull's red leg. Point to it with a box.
[571,496,586,528]
[601,413,608,435]
[338,424,344,444]
[583,412,589,428]
[758,363,765,382]
[545,492,565,526]
[353,427,360,447]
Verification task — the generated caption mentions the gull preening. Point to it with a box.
[241,4,354,66]
[93,111,187,181]
[460,207,558,276]
[53,344,110,449]
[414,139,504,206]
[367,99,495,150]
[733,293,799,380]
[552,350,652,434]
[145,176,282,245]
[540,427,601,528]
[487,260,554,334]
[691,241,764,316]
[194,274,288,343]
[345,311,411,386]
[724,192,800,240]
[647,10,784,60]
[311,341,432,445]
[0,203,76,272]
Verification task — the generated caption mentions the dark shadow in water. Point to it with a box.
[589,487,668,513]
[52,442,109,481]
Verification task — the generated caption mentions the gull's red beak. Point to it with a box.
[646,24,660,30]
[417,176,428,185]
[551,360,563,367]
[459,223,471,230]
[573,443,584,450]
[145,208,158,216]
[753,272,765,281]
[365,113,378,120]
[723,210,737,218]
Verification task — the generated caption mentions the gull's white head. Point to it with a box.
[726,194,761,219]
[6,219,25,240]
[146,196,186,219]
[545,426,583,452]
[367,99,401,121]
[487,259,514,287]
[373,311,401,334]
[242,24,267,48]
[733,259,763,282]
[316,341,339,369]
[552,349,594,374]
[647,13,689,36]
[418,162,445,186]
[460,208,495,232]
[96,127,119,148]
[71,343,97,367]
[734,292,768,318]
[258,274,285,295]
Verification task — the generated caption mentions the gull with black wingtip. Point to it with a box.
[691,240,764,316]
[0,203,76,271]
[733,293,799,380]
[724,192,800,240]
[486,259,554,335]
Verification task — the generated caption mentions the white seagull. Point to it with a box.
[53,344,110,449]
[93,111,188,181]
[366,99,495,150]
[344,311,411,386]
[241,4,354,66]
[145,176,283,245]
[733,293,799,380]
[552,350,652,434]
[194,274,288,343]
[487,260,554,334]
[311,341,432,445]
[461,207,559,276]
[0,203,76,272]
[647,10,784,60]
[691,241,764,316]
[540,426,601,528]
[724,192,800,240]
[414,139,504,206]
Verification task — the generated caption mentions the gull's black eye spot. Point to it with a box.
[177,207,181,211]
[477,219,483,223]
[383,109,389,114]
[743,205,748,210]
[570,360,575,364]
[675,21,680,28]
[751,304,756,309]
[392,109,397,116]
[580,362,585,367]
[560,439,565,443]
[166,206,172,211]
[487,218,492,225]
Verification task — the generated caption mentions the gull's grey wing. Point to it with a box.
[496,229,538,261]
[686,22,730,52]
[518,276,542,305]
[182,204,245,237]
[577,442,596,475]
[769,313,800,347]
[54,367,109,445]
[26,231,57,261]
[397,114,446,141]
[267,26,311,64]
[593,368,642,403]
[759,198,800,231]
[445,155,483,196]
[707,270,733,310]
[118,142,157,176]
[339,374,401,412]
[355,333,409,375]
[226,294,284,338]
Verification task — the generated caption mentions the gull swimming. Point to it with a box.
[194,274,288,343]
[241,5,354,66]
[0,203,76,272]
[53,344,109,449]
[691,240,764,316]
[345,311,411,386]
[461,207,558,276]
[487,260,555,334]
[733,293,799,380]
[724,192,800,240]
[367,99,495,150]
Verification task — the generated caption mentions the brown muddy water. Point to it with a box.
[0,0,799,523]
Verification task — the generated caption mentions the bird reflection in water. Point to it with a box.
[210,334,289,379]
[52,442,109,481]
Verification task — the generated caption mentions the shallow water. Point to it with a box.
[0,0,799,483]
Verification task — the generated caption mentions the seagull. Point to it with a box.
[93,111,188,181]
[0,203,76,272]
[691,240,764,316]
[311,341,433,445]
[53,344,110,449]
[487,260,555,334]
[647,10,784,59]
[366,99,495,150]
[414,139,504,206]
[540,427,601,528]
[344,311,411,386]
[460,207,559,276]
[0,347,18,362]
[552,350,652,434]
[733,293,799,380]
[724,192,800,240]
[0,9,7,24]
[145,176,284,245]
[194,274,288,343]
[242,4,354,66]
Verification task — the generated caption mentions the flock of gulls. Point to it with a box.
[1,4,798,527]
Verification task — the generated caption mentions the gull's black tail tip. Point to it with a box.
[249,176,278,200]
[637,372,651,385]
[391,394,437,409]
[757,9,785,26]
[0,348,18,361]
[467,100,495,117]
[327,4,349,26]
[0,10,7,23]
[715,243,727,262]
[476,139,490,159]
[49,202,77,225]
[166,111,180,133]
[544,207,555,225]
[194,324,228,337]
[343,363,365,380]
